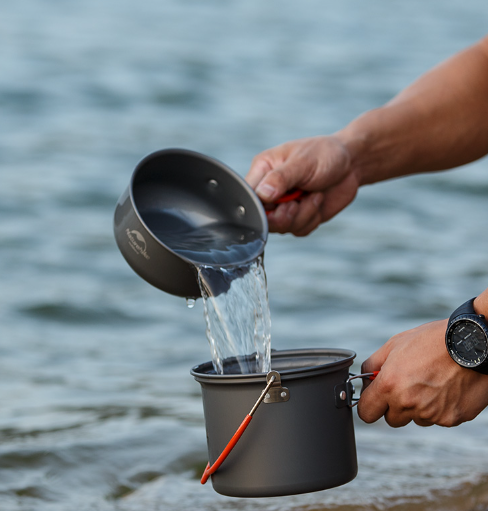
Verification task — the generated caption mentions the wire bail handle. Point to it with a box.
[335,371,380,408]
[348,371,379,407]
[201,371,289,485]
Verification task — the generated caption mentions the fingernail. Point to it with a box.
[256,183,277,201]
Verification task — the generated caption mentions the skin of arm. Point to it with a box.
[246,35,488,236]
[245,35,488,427]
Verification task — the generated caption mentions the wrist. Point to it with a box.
[334,116,370,187]
[446,294,488,375]
[474,289,488,317]
[334,108,397,187]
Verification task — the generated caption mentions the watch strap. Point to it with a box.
[449,297,476,323]
[473,364,488,376]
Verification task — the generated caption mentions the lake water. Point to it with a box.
[1,0,488,510]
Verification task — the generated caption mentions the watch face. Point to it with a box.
[447,318,488,367]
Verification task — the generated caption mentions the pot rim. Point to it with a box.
[191,347,356,384]
[129,147,268,268]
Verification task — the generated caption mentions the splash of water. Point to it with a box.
[197,256,271,374]
[145,208,271,374]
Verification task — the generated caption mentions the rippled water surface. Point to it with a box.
[1,1,488,510]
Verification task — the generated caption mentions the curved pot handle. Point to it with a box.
[347,371,379,407]
[335,371,380,408]
[264,189,308,215]
[201,372,284,484]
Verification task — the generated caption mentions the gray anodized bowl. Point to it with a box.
[114,148,268,298]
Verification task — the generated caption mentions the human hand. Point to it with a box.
[245,136,359,236]
[358,319,488,427]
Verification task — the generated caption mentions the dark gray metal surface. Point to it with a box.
[114,148,268,298]
[191,348,358,498]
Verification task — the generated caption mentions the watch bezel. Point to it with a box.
[446,314,488,369]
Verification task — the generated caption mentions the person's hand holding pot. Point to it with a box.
[245,136,358,236]
[358,318,488,427]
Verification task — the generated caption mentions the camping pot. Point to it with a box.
[191,348,359,498]
[114,149,268,298]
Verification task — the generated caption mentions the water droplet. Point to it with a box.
[208,179,218,188]
[237,205,245,216]
[186,298,196,309]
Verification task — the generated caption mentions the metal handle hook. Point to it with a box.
[347,371,379,407]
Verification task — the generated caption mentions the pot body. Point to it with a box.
[191,348,358,498]
[114,148,268,298]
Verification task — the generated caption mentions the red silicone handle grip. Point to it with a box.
[275,189,304,204]
[265,189,306,216]
[201,414,253,485]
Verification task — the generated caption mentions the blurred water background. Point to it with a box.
[2,0,488,510]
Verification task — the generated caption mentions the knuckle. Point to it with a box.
[385,416,410,428]
[384,407,412,428]
[415,402,467,427]
[251,152,265,164]
[413,418,434,427]
[273,217,293,234]
[384,416,397,427]
[376,374,396,395]
[396,391,416,411]
[417,407,434,422]
[251,150,272,166]
[416,410,437,427]
[357,405,375,424]
[436,410,463,428]
[269,169,289,189]
[361,360,374,374]
[250,155,260,168]
[293,219,319,237]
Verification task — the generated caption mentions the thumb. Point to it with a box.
[361,338,393,374]
[358,338,393,395]
[356,342,393,424]
[254,161,303,203]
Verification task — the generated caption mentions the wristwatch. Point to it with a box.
[445,297,488,375]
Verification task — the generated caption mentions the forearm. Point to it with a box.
[337,35,488,185]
